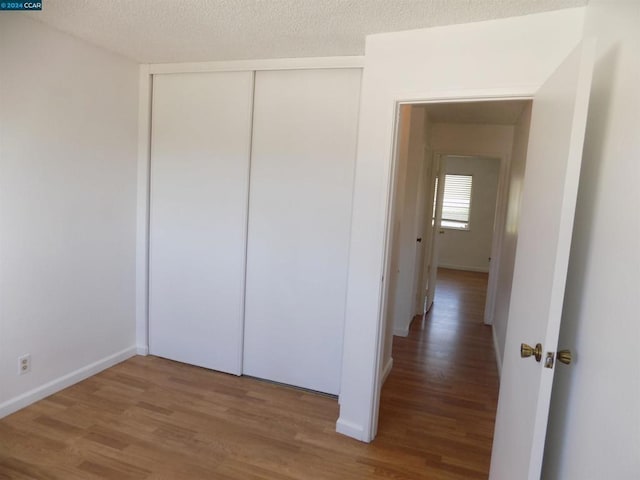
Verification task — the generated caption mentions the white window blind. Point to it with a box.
[440,174,472,230]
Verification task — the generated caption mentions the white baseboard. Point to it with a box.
[0,345,137,419]
[381,357,394,385]
[393,314,416,337]
[492,326,502,379]
[336,417,367,441]
[393,325,409,337]
[136,345,149,355]
[438,263,489,273]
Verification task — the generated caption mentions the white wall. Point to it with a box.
[430,123,514,158]
[438,156,500,272]
[0,16,139,416]
[381,106,430,376]
[542,1,640,478]
[391,106,426,337]
[382,106,410,371]
[338,8,586,442]
[492,104,531,370]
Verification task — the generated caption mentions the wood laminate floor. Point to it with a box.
[0,268,498,479]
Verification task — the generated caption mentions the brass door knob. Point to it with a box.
[521,343,543,362]
[556,350,572,365]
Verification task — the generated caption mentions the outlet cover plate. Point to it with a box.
[18,354,31,375]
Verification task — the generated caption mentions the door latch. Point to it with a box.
[545,352,555,369]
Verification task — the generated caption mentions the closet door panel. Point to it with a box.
[244,69,361,394]
[149,72,253,375]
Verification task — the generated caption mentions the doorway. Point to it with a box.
[377,99,533,474]
[384,99,532,354]
[424,154,501,316]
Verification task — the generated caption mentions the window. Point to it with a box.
[435,174,473,230]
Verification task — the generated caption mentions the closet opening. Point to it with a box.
[146,67,362,396]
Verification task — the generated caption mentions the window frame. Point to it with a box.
[439,172,474,231]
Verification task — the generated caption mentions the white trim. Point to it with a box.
[366,101,405,443]
[438,263,490,273]
[336,417,367,441]
[136,65,152,353]
[234,70,256,376]
[136,345,149,356]
[381,357,394,384]
[0,346,137,419]
[492,325,502,379]
[395,89,537,105]
[484,140,518,326]
[150,56,365,75]
[433,149,508,160]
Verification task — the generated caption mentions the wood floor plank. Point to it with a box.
[0,268,498,479]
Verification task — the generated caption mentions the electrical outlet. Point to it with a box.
[18,354,31,375]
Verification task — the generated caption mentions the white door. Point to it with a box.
[411,145,429,316]
[243,69,361,395]
[424,155,446,311]
[490,40,595,479]
[149,72,254,375]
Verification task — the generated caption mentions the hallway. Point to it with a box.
[376,268,500,478]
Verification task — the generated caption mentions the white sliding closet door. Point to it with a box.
[149,72,253,375]
[244,69,362,395]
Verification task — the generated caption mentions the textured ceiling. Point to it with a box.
[424,100,531,125]
[25,0,587,63]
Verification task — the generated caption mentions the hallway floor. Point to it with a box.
[0,269,499,479]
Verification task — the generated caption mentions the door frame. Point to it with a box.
[416,151,508,325]
[371,92,533,440]
[421,151,445,315]
[411,143,434,317]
